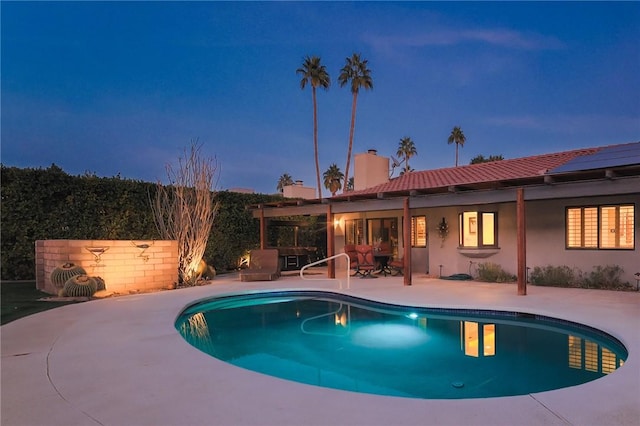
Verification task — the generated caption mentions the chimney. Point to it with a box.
[354,149,390,191]
[283,180,316,199]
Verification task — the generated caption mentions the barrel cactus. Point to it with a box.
[51,263,86,289]
[63,274,98,298]
[94,276,106,292]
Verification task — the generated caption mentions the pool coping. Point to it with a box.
[2,274,639,425]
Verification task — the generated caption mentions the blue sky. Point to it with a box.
[2,1,639,196]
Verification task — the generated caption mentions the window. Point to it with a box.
[567,335,624,374]
[367,218,398,252]
[344,219,364,245]
[566,205,634,249]
[411,216,427,247]
[458,212,497,248]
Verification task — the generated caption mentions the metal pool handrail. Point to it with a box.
[300,303,351,337]
[300,253,351,289]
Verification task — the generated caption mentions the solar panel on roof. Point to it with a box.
[548,142,640,174]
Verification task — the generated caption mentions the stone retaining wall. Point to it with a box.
[35,240,178,294]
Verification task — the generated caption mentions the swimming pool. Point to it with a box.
[175,290,627,399]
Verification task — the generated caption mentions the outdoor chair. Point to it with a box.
[389,257,404,276]
[344,244,362,277]
[239,249,281,282]
[355,245,377,278]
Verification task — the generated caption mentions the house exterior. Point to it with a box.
[253,142,639,287]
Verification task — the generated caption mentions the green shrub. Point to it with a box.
[1,165,285,280]
[530,265,577,287]
[530,264,632,291]
[477,262,516,283]
[582,265,631,290]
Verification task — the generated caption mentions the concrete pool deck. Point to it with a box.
[2,272,639,426]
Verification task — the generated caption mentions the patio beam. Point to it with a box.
[259,205,266,249]
[403,197,412,286]
[327,204,335,279]
[517,188,527,295]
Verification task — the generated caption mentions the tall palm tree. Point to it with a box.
[346,177,354,191]
[276,173,294,193]
[396,136,417,174]
[297,55,330,199]
[323,163,344,196]
[338,53,373,192]
[447,126,466,167]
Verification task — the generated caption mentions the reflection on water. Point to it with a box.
[175,292,627,399]
[461,321,495,357]
[569,335,624,374]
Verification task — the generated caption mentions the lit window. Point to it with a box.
[566,205,634,249]
[483,324,495,356]
[568,335,582,369]
[584,340,598,372]
[462,321,479,357]
[458,211,497,248]
[411,216,427,247]
[461,321,496,357]
[601,348,617,374]
[345,219,364,245]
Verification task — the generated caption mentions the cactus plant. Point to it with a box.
[51,263,86,289]
[93,276,106,291]
[63,274,97,298]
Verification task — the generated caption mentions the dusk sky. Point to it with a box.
[2,2,639,196]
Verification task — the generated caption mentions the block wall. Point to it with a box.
[35,240,179,295]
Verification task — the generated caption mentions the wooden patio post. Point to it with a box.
[259,205,266,250]
[327,204,335,279]
[403,197,412,286]
[517,188,527,295]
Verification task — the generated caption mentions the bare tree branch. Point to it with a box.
[151,140,220,285]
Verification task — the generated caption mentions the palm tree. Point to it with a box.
[323,163,344,196]
[297,55,330,199]
[338,53,373,192]
[447,126,466,167]
[276,173,294,193]
[470,154,503,164]
[396,136,417,174]
[346,177,354,191]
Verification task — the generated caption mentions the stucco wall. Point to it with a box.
[35,239,179,295]
[526,194,639,285]
[421,204,515,279]
[334,194,638,285]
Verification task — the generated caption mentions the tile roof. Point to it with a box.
[334,146,604,199]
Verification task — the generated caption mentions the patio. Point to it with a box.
[2,271,639,426]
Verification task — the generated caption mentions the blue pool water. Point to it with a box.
[175,290,627,399]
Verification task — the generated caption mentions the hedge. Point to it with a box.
[1,164,286,280]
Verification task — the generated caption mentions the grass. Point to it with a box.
[1,281,76,325]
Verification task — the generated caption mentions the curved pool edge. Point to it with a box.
[176,283,635,354]
[176,288,629,399]
[2,277,639,425]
